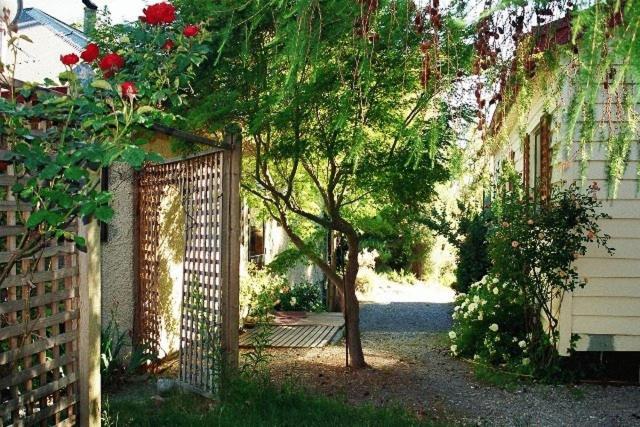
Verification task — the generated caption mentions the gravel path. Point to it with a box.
[360,301,454,333]
[265,281,640,426]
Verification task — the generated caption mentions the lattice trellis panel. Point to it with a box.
[137,151,227,395]
[0,164,80,426]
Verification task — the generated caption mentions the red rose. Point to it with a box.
[162,39,175,50]
[183,24,199,37]
[120,82,137,99]
[80,43,100,62]
[99,53,125,76]
[60,53,79,66]
[142,2,176,26]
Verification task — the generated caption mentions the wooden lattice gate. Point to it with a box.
[136,136,241,395]
[0,162,101,426]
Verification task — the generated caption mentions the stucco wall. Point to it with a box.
[101,163,136,339]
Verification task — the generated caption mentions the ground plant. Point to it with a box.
[450,180,613,379]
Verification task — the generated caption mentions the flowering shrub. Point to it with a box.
[0,2,208,284]
[450,181,613,377]
[276,281,323,312]
[450,274,532,372]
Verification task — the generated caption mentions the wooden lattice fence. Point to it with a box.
[0,164,85,426]
[136,135,241,396]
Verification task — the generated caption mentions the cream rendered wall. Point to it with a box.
[493,66,640,354]
[101,163,136,342]
[240,214,325,285]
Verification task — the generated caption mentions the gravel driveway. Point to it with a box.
[265,280,640,426]
[360,301,454,333]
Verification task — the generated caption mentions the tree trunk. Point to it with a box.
[343,232,366,368]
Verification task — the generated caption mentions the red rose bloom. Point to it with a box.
[142,2,176,26]
[80,43,100,62]
[120,82,137,99]
[162,39,175,50]
[60,53,79,66]
[183,24,199,37]
[99,53,125,76]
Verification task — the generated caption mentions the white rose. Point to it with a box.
[473,295,480,303]
[477,311,483,321]
[449,331,457,340]
[494,336,501,342]
[518,340,526,349]
[493,277,499,284]
[489,323,499,332]
[493,287,499,295]
[468,302,478,312]
[290,297,297,306]
[450,344,458,355]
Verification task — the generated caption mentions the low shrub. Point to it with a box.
[453,209,492,294]
[277,281,324,312]
[428,203,492,294]
[240,263,324,320]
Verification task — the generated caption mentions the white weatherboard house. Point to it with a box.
[490,19,640,355]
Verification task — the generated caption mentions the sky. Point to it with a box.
[24,0,150,25]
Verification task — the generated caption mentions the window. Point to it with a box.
[248,223,265,268]
[524,115,552,200]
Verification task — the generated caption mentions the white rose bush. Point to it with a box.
[449,273,533,373]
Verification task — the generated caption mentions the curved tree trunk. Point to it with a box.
[343,232,366,368]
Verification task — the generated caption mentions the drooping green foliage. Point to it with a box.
[172,0,474,367]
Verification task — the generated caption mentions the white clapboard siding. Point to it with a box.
[575,258,640,278]
[598,218,640,238]
[560,160,639,182]
[572,296,640,317]
[573,277,640,298]
[581,238,640,259]
[573,316,640,335]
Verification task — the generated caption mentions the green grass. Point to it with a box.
[104,377,438,427]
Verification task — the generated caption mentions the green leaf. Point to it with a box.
[64,166,85,181]
[26,210,49,228]
[74,235,87,248]
[58,71,77,83]
[80,201,97,216]
[40,164,61,180]
[91,80,113,91]
[95,206,114,222]
[122,146,147,168]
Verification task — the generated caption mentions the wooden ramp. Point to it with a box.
[240,312,344,348]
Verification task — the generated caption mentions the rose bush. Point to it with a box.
[0,2,208,284]
[449,179,613,378]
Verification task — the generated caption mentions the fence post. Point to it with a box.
[78,219,102,426]
[221,131,241,372]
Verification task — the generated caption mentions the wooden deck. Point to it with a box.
[239,312,344,348]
